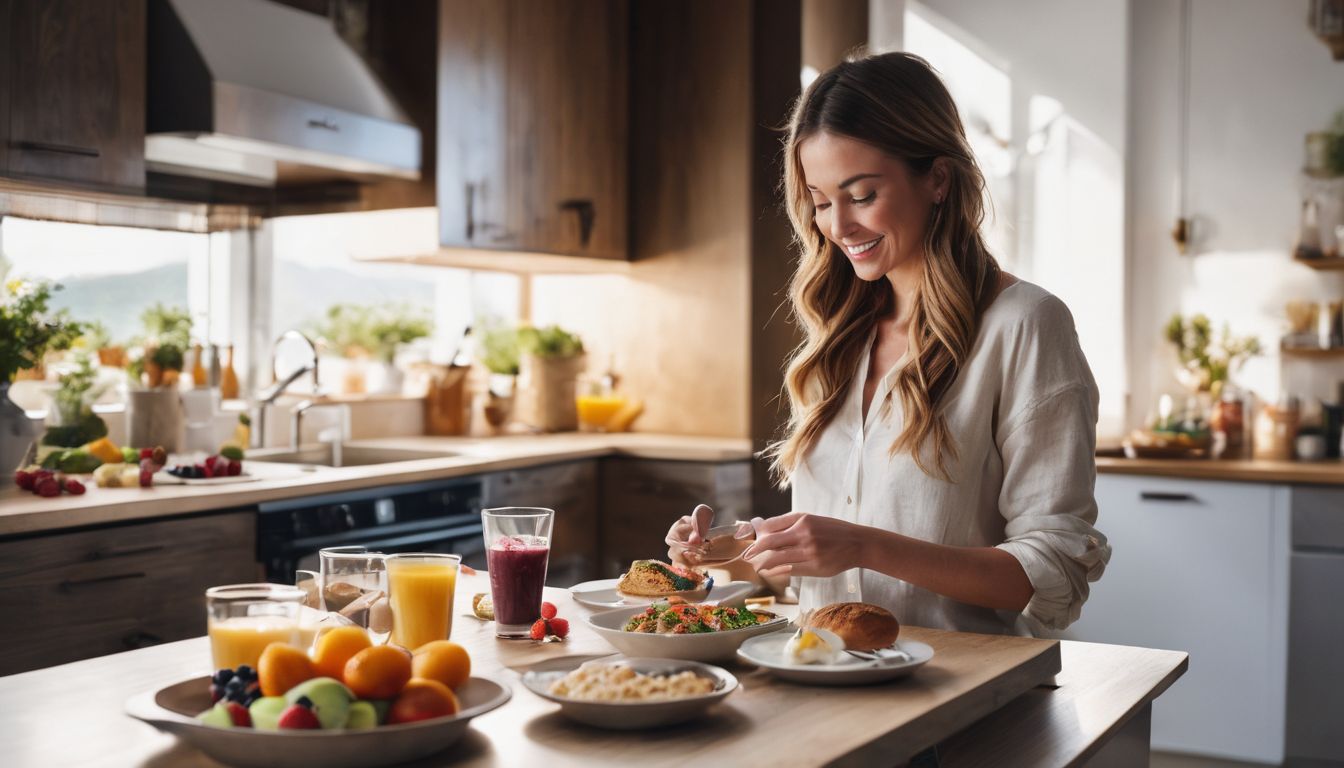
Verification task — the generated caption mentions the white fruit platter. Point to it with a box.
[125,675,510,768]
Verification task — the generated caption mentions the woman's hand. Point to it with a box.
[665,504,715,564]
[741,512,867,579]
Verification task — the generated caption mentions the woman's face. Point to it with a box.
[798,131,943,283]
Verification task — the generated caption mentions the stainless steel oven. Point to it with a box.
[258,477,486,582]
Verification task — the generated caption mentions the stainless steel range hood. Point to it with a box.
[147,0,421,187]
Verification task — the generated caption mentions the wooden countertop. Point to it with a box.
[0,573,1186,767]
[0,433,753,538]
[1096,455,1344,485]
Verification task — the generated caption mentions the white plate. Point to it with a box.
[156,471,259,485]
[736,633,935,685]
[585,605,788,662]
[125,674,510,768]
[521,657,737,729]
[569,578,755,609]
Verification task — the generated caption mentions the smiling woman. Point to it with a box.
[668,53,1111,637]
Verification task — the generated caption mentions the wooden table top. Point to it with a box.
[0,574,1186,767]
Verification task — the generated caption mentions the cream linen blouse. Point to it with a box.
[791,280,1111,635]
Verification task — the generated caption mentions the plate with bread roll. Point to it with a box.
[736,602,934,685]
[570,559,755,609]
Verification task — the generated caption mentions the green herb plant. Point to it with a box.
[517,325,584,359]
[478,322,521,375]
[1164,313,1260,396]
[312,303,432,363]
[0,278,84,383]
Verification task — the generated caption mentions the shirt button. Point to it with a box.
[847,582,857,594]
[846,495,852,505]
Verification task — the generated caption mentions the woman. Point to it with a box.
[667,52,1109,635]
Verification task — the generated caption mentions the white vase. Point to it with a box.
[372,362,404,395]
[1,382,37,472]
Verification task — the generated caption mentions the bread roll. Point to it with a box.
[806,602,900,649]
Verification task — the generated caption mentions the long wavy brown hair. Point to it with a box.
[768,52,1001,483]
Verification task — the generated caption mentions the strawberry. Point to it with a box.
[226,701,252,727]
[35,478,61,497]
[227,460,242,476]
[14,469,35,490]
[277,703,321,730]
[530,619,548,640]
[63,478,86,495]
[140,447,154,460]
[540,601,558,620]
[548,617,570,639]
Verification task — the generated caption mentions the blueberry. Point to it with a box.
[295,695,314,709]
[212,669,233,684]
[235,665,254,679]
[225,678,244,692]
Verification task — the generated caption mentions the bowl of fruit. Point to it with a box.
[125,630,509,768]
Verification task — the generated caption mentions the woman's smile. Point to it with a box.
[844,236,884,259]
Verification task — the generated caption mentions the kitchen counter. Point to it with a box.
[0,433,753,537]
[1096,455,1344,485]
[2,573,1187,767]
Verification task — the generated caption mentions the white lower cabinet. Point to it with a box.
[1057,474,1290,764]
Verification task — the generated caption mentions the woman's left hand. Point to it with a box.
[740,512,868,579]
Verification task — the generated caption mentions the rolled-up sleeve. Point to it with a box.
[995,382,1111,631]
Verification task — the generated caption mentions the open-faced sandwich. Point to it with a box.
[615,559,709,597]
[622,602,767,635]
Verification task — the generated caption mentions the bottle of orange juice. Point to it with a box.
[386,553,460,651]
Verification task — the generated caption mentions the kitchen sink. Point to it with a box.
[247,444,459,468]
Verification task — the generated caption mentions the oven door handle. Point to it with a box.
[360,524,484,551]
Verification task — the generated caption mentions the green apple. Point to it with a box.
[345,701,378,730]
[284,677,355,729]
[248,696,287,731]
[198,702,233,728]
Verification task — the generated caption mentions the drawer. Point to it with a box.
[0,511,258,674]
[1289,487,1344,550]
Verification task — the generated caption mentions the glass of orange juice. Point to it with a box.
[576,375,626,432]
[205,583,305,671]
[385,553,460,651]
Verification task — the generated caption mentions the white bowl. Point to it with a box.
[521,657,737,729]
[585,605,789,662]
[125,675,510,768]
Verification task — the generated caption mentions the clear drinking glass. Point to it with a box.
[482,507,554,638]
[205,583,305,671]
[318,546,391,643]
[385,552,461,650]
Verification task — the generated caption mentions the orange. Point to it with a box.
[258,642,317,697]
[387,678,460,724]
[343,644,413,700]
[312,626,372,680]
[411,640,471,690]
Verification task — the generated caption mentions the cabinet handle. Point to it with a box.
[60,571,147,590]
[558,199,596,247]
[89,544,165,561]
[306,117,340,132]
[1139,491,1197,503]
[12,140,100,157]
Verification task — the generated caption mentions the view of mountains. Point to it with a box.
[48,261,434,344]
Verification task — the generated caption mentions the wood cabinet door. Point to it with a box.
[438,0,628,259]
[6,0,145,190]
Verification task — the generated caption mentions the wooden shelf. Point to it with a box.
[1294,257,1344,271]
[1281,344,1344,359]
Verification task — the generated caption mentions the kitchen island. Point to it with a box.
[2,573,1186,767]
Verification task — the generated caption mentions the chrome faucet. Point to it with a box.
[290,399,350,459]
[253,330,320,448]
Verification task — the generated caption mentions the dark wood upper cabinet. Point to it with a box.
[439,0,629,260]
[5,0,146,191]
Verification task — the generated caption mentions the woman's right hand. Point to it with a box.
[665,504,715,564]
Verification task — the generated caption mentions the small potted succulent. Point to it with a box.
[0,277,84,471]
[126,303,192,451]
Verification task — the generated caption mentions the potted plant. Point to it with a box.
[1163,313,1261,457]
[478,322,522,428]
[311,303,375,394]
[126,303,192,451]
[0,277,84,471]
[515,325,585,431]
[367,304,432,394]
